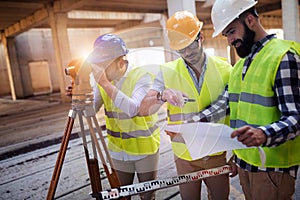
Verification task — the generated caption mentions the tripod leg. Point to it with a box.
[47,110,76,200]
[91,115,122,187]
[88,158,102,197]
[83,146,102,200]
[85,116,122,189]
[78,112,102,200]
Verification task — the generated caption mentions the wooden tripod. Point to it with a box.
[46,97,122,200]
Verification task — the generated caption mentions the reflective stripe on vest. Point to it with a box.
[162,56,232,160]
[100,67,160,155]
[107,125,159,139]
[229,39,300,167]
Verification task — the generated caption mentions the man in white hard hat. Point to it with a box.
[139,10,233,200]
[87,33,160,200]
[195,0,300,199]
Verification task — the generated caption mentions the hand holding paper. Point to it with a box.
[231,125,267,147]
[165,122,249,160]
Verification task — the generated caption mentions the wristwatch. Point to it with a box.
[156,90,166,102]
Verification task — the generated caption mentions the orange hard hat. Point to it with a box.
[166,10,203,50]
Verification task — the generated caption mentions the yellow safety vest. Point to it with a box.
[230,39,300,167]
[100,67,160,156]
[162,56,232,160]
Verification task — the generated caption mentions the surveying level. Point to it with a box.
[46,58,123,200]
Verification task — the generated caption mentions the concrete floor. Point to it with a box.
[0,93,299,199]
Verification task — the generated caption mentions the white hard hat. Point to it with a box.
[211,0,258,38]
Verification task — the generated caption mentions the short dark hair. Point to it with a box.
[241,6,259,19]
[195,32,201,41]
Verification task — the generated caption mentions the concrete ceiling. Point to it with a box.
[0,0,299,38]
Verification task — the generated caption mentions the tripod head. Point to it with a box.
[65,58,94,107]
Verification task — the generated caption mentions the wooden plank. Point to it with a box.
[4,8,48,37]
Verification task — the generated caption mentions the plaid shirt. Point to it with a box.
[199,35,300,177]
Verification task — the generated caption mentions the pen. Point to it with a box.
[183,97,196,103]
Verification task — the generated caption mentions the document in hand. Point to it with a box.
[165,122,249,160]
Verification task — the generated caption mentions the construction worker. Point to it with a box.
[87,33,160,200]
[139,11,233,200]
[194,0,300,199]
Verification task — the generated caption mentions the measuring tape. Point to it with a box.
[91,165,232,199]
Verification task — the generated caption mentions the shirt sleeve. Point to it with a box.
[196,85,229,123]
[259,51,300,147]
[151,70,165,92]
[114,73,153,117]
[93,81,103,112]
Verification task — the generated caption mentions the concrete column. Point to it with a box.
[281,0,300,43]
[167,0,196,17]
[1,35,16,100]
[160,12,174,62]
[1,34,26,100]
[48,8,72,102]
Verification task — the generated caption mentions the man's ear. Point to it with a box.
[244,14,256,29]
[122,59,129,67]
[118,56,128,68]
[114,57,122,69]
[199,31,204,42]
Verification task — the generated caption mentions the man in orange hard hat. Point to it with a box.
[140,10,233,200]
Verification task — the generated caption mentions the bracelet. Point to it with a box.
[156,90,166,102]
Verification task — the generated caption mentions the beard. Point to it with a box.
[232,22,255,58]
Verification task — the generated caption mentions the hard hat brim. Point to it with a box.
[168,21,203,50]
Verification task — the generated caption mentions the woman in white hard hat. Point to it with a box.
[139,10,233,200]
[87,33,160,200]
[196,0,300,199]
